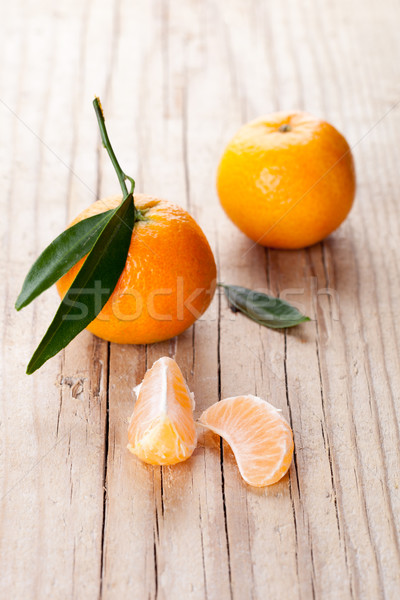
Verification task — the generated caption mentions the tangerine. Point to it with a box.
[217,111,356,249]
[56,194,216,344]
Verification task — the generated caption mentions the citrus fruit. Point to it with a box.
[199,395,294,487]
[56,194,217,344]
[217,111,356,249]
[18,97,218,374]
[127,356,197,465]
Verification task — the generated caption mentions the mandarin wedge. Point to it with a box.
[127,357,197,466]
[199,395,293,487]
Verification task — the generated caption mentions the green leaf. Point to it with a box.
[15,210,113,310]
[26,194,135,374]
[220,284,310,329]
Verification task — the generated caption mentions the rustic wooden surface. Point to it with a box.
[1,1,400,598]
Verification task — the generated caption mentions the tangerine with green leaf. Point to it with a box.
[56,193,217,344]
[16,98,216,373]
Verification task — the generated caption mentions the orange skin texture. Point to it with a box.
[56,194,217,344]
[217,111,356,249]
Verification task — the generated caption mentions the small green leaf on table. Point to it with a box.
[219,284,310,329]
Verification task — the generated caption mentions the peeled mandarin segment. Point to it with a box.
[127,357,197,466]
[199,395,294,487]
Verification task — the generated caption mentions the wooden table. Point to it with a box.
[1,1,400,598]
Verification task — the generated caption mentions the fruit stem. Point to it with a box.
[93,97,135,202]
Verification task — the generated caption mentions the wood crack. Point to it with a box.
[219,440,233,600]
[314,339,341,539]
[181,64,191,214]
[198,498,209,600]
[309,534,317,600]
[98,342,111,600]
[153,528,159,600]
[161,0,170,120]
[191,324,196,376]
[217,270,233,599]
[283,332,303,596]
[244,494,255,600]
[288,474,300,586]
[160,467,165,518]
[56,352,66,438]
[283,335,301,500]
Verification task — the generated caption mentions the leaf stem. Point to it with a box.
[93,96,135,200]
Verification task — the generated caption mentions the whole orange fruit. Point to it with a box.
[217,111,356,249]
[56,194,217,344]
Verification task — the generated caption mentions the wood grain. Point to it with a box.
[1,0,400,598]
